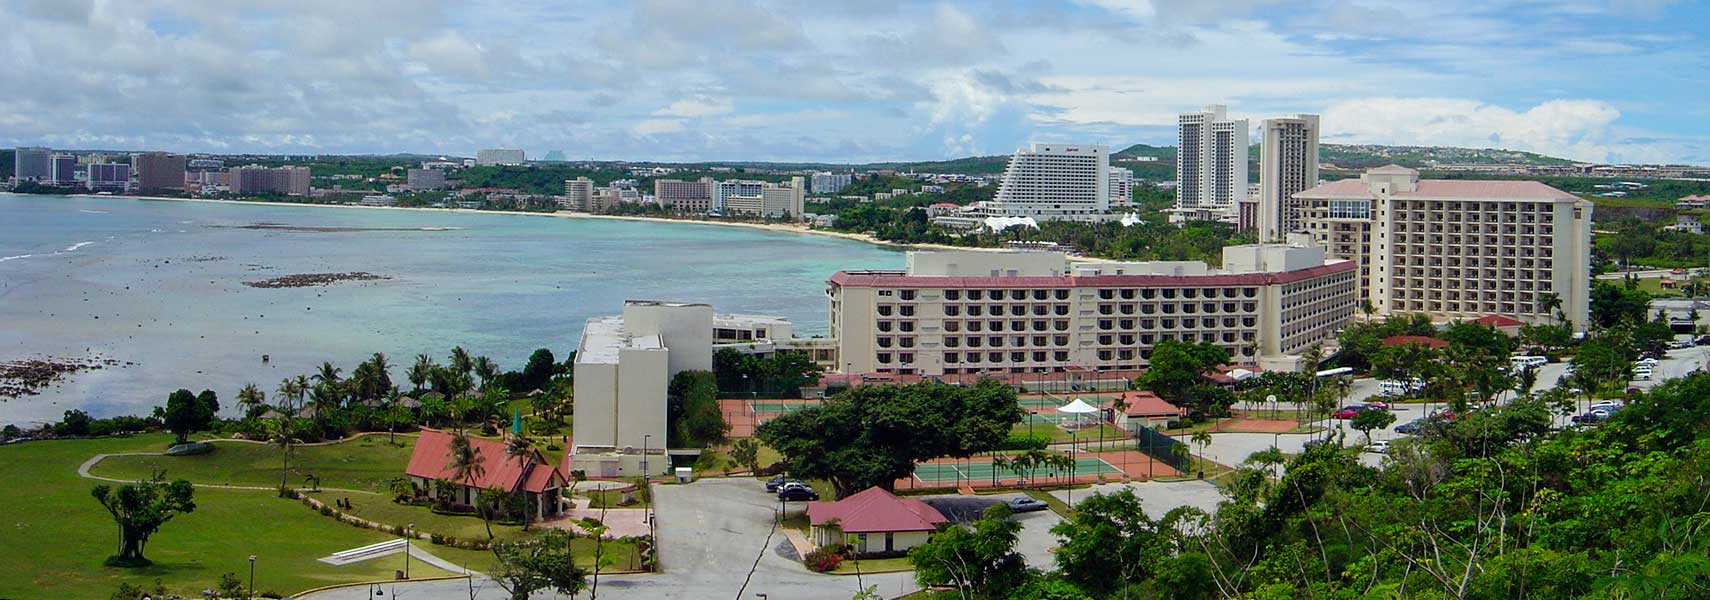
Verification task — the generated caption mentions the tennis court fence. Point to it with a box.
[1133,426,1191,472]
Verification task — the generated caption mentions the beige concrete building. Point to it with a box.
[1294,165,1593,328]
[229,165,310,196]
[132,152,187,193]
[1258,114,1320,241]
[1177,105,1247,215]
[571,301,713,477]
[828,243,1357,376]
[561,177,596,211]
[655,177,714,213]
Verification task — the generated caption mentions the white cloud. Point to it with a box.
[1322,97,1629,162]
[632,118,686,135]
[653,96,734,118]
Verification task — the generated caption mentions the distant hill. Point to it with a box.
[1318,144,1575,170]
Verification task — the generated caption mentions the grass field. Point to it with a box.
[1011,422,1126,443]
[0,435,459,599]
[93,434,417,493]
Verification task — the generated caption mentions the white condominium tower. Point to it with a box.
[1258,114,1320,241]
[987,143,1110,221]
[1177,105,1248,213]
[1107,166,1134,208]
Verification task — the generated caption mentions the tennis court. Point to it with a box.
[748,401,818,414]
[1024,412,1090,425]
[912,456,1123,484]
[1018,396,1061,408]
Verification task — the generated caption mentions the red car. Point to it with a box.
[1331,406,1372,419]
[1364,400,1392,411]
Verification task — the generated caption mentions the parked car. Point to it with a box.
[1636,357,1659,366]
[1572,409,1613,424]
[1668,340,1694,350]
[1696,335,1710,346]
[1363,400,1392,411]
[1331,405,1373,419]
[1633,369,1652,381]
[1366,440,1390,453]
[1395,418,1428,434]
[777,482,819,501]
[1006,497,1049,513]
[765,475,803,493]
[1589,400,1622,411]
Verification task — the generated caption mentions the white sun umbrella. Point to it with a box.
[1057,398,1100,432]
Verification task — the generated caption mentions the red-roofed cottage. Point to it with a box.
[405,429,567,520]
[1103,390,1188,431]
[805,487,948,556]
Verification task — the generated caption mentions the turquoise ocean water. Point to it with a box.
[0,194,903,424]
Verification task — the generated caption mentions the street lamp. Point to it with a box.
[1067,430,1078,507]
[247,555,256,600]
[404,524,414,579]
[642,434,651,478]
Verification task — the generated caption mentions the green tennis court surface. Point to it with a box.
[749,401,817,413]
[913,456,1121,483]
[1024,412,1091,425]
[1018,397,1060,408]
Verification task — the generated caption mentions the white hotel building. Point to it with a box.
[1177,105,1248,219]
[828,244,1357,376]
[1294,166,1593,328]
[985,143,1112,221]
[1258,114,1320,241]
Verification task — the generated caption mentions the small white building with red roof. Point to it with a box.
[805,486,948,556]
[1103,390,1188,431]
[405,429,567,520]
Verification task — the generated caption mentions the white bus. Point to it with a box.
[1378,378,1425,397]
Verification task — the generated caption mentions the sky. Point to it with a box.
[2,0,1705,165]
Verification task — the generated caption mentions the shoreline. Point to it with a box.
[2,191,1112,262]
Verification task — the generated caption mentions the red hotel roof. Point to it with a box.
[1472,315,1526,328]
[405,429,563,494]
[828,261,1355,289]
[1381,335,1449,349]
[806,487,948,533]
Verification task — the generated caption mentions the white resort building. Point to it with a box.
[827,241,1357,376]
[986,143,1112,222]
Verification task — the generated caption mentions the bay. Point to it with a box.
[0,194,903,424]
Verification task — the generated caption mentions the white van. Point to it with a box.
[1509,355,1547,370]
[1378,378,1425,397]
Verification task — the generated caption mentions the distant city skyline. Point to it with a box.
[1,0,1703,165]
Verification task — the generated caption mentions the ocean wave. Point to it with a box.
[78,209,109,214]
[64,241,95,252]
[0,254,33,263]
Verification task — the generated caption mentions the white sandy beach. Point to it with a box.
[3,191,1113,262]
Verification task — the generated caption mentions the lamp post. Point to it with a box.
[642,434,651,478]
[1067,430,1078,507]
[248,555,256,600]
[404,523,414,579]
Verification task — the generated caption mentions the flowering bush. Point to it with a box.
[804,545,845,572]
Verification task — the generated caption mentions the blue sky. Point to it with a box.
[2,0,1704,164]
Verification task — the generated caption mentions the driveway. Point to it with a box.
[302,477,919,600]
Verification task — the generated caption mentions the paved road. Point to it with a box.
[302,477,919,600]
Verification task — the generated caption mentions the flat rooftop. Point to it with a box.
[576,315,664,365]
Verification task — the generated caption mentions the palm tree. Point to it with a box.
[447,429,493,539]
[269,402,299,494]
[293,374,312,407]
[314,361,342,388]
[473,356,498,390]
[1190,430,1213,479]
[369,352,392,389]
[236,383,266,419]
[450,346,474,378]
[276,377,302,410]
[408,354,435,393]
[504,435,536,529]
[1359,299,1376,323]
[1540,292,1564,326]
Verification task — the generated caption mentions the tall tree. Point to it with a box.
[90,471,196,565]
[488,529,587,600]
[757,379,1020,498]
[408,354,436,392]
[667,370,728,448]
[910,504,1028,598]
[450,346,474,378]
[1050,490,1173,596]
[473,356,499,390]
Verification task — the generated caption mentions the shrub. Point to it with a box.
[999,432,1051,451]
[804,545,844,572]
[217,572,246,599]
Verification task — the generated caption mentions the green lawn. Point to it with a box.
[92,434,418,493]
[303,490,532,542]
[0,435,460,599]
[1009,422,1126,443]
